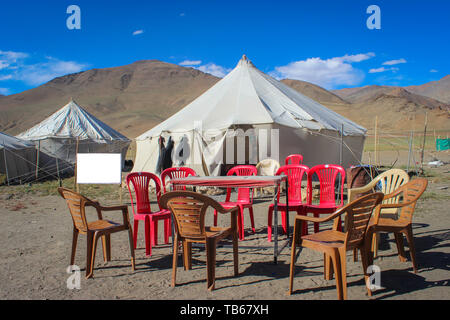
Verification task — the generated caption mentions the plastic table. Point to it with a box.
[169,175,289,264]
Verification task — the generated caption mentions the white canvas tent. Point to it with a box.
[0,132,60,183]
[133,55,367,176]
[17,99,131,172]
[0,132,37,183]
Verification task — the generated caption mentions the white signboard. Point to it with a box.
[77,153,122,184]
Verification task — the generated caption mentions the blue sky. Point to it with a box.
[0,0,449,95]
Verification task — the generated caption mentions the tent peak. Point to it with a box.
[238,54,254,67]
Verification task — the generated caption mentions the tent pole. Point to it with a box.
[35,141,40,180]
[3,148,9,186]
[56,157,61,187]
[74,138,79,192]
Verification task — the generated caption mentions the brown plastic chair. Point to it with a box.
[367,178,428,273]
[348,168,410,259]
[160,190,239,291]
[288,192,384,300]
[58,187,135,279]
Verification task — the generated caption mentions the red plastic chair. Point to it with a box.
[285,154,303,165]
[267,164,310,242]
[304,164,346,233]
[126,172,171,257]
[214,165,257,240]
[161,167,197,193]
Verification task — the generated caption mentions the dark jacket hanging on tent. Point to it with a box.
[155,136,165,174]
[156,136,174,174]
[162,136,174,171]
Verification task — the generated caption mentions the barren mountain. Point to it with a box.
[281,79,349,105]
[330,82,450,132]
[345,96,448,133]
[0,60,220,137]
[333,85,396,103]
[406,75,450,104]
[0,60,448,140]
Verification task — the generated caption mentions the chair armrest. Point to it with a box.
[382,187,404,201]
[295,210,343,224]
[348,181,378,203]
[380,197,416,209]
[217,205,239,214]
[86,202,130,225]
[97,204,128,211]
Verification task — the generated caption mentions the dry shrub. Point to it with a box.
[9,202,27,211]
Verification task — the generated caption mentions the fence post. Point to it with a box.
[374,116,378,167]
[407,131,413,172]
[420,113,428,172]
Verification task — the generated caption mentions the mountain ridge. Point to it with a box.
[0,60,448,139]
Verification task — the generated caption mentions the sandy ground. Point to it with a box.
[0,156,449,301]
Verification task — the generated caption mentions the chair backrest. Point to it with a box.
[275,164,309,203]
[226,165,257,202]
[161,167,197,193]
[160,191,230,239]
[374,169,410,205]
[307,164,346,206]
[285,154,303,165]
[256,159,280,176]
[395,178,428,222]
[58,187,90,232]
[341,192,384,249]
[126,172,163,215]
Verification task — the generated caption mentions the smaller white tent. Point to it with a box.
[0,132,39,183]
[17,99,131,171]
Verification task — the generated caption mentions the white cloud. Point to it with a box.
[335,52,376,63]
[0,74,12,81]
[196,63,231,78]
[369,67,399,73]
[382,58,406,66]
[0,50,88,86]
[270,53,375,89]
[0,61,9,70]
[0,50,29,70]
[0,50,28,62]
[0,87,9,95]
[12,58,88,86]
[179,60,202,66]
[430,69,438,73]
[132,29,144,36]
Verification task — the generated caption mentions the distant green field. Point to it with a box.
[364,134,438,152]
[0,175,123,199]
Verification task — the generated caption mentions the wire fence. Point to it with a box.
[2,128,449,187]
[363,129,450,169]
